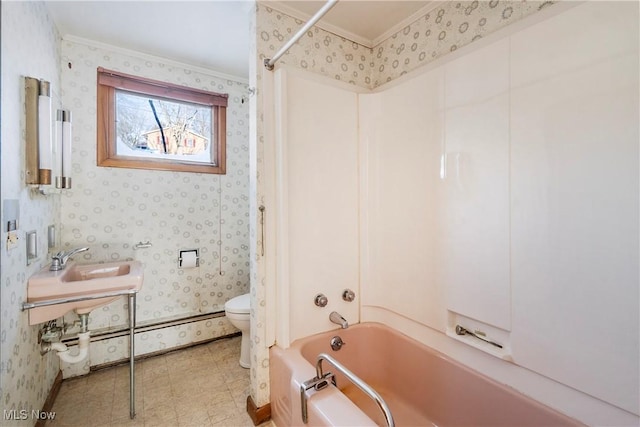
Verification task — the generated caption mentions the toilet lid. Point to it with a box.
[225,293,250,314]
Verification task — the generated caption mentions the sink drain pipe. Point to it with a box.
[48,331,90,363]
[42,313,91,363]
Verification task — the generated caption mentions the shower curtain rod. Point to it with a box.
[264,0,339,71]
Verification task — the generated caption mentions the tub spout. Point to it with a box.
[329,311,348,329]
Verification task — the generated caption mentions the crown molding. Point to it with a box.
[266,1,444,49]
[267,1,373,47]
[61,35,250,85]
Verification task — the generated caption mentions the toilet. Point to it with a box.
[224,293,250,368]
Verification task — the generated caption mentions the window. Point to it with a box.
[96,67,227,174]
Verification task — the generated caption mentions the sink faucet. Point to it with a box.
[329,311,349,329]
[50,247,89,271]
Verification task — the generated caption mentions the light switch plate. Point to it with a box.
[3,199,19,232]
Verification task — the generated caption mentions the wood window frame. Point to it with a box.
[96,67,227,174]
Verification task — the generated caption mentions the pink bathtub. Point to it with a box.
[270,323,581,426]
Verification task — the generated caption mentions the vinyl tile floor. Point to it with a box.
[48,336,268,427]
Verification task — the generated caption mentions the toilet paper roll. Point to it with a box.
[180,250,198,268]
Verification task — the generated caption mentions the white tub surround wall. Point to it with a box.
[362,3,638,424]
[262,2,639,425]
[271,69,365,346]
[57,38,250,376]
[1,1,62,422]
[253,0,559,409]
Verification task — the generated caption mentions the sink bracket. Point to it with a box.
[22,288,138,311]
[128,292,137,419]
[22,289,139,419]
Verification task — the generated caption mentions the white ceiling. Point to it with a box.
[45,1,253,79]
[271,1,432,46]
[45,1,434,80]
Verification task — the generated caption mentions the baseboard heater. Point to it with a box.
[61,310,227,346]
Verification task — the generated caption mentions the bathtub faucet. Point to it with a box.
[329,311,348,329]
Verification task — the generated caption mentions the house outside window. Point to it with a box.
[97,67,228,174]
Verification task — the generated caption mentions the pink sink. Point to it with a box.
[27,260,144,325]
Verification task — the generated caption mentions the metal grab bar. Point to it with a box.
[300,352,395,427]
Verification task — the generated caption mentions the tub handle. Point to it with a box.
[300,352,395,427]
[300,371,336,423]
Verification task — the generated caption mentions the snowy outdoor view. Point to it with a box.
[115,89,214,163]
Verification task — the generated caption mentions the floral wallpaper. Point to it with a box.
[250,0,556,409]
[256,4,373,89]
[58,38,251,374]
[372,0,555,86]
[256,0,554,89]
[1,1,62,423]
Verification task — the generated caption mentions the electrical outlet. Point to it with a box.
[7,231,19,251]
